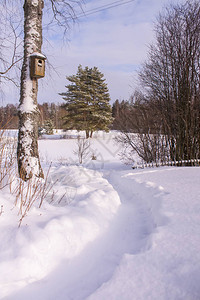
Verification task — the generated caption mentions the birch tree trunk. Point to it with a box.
[17,0,44,180]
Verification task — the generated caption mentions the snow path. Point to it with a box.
[6,167,165,300]
[2,133,200,299]
[88,167,200,300]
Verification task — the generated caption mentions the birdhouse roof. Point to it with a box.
[30,52,46,59]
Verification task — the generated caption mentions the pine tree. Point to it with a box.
[43,118,54,135]
[60,65,113,138]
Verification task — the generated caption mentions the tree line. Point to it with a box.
[0,99,122,131]
[0,103,66,130]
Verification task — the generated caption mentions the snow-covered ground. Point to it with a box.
[0,131,200,300]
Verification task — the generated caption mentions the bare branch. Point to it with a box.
[0,1,23,93]
[46,0,83,36]
[0,57,23,76]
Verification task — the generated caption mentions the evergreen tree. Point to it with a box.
[43,118,54,135]
[60,65,113,138]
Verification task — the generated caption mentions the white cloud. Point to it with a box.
[38,0,157,103]
[3,0,187,105]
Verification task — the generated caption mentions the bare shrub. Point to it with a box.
[0,130,17,190]
[0,205,3,216]
[74,136,91,164]
[0,130,65,226]
[115,100,170,165]
[11,164,57,227]
[116,132,170,165]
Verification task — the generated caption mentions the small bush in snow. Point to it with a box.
[74,136,91,164]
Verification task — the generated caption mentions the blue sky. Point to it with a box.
[5,0,185,105]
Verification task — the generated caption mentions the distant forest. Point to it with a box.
[0,101,128,131]
[0,103,66,130]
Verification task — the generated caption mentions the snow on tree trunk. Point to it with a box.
[17,0,44,180]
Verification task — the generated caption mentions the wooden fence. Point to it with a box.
[133,159,200,169]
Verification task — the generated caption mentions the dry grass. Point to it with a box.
[0,129,56,226]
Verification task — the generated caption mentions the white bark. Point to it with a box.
[17,0,44,180]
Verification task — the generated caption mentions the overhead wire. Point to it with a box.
[76,0,136,19]
[79,0,123,14]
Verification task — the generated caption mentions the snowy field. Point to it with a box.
[0,131,200,300]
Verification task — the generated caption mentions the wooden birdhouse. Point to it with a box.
[30,52,46,79]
